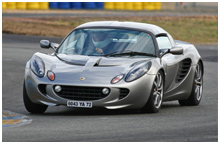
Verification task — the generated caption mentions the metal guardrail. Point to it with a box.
[176,2,218,9]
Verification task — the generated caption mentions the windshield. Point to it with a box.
[58,28,156,57]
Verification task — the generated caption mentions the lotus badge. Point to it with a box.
[80,77,85,80]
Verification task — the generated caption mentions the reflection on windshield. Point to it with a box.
[58,28,155,57]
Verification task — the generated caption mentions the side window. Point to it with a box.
[156,36,172,50]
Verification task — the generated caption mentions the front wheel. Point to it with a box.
[23,82,48,114]
[141,71,164,113]
[179,62,203,106]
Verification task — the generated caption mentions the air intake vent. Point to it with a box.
[176,58,192,82]
[119,88,129,100]
[38,84,47,95]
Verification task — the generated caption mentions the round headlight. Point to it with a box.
[54,85,62,92]
[102,88,110,95]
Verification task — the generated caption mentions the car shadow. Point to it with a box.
[162,102,182,109]
[41,107,142,116]
[27,102,184,116]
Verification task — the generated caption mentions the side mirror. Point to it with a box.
[170,47,183,55]
[40,40,50,49]
[40,40,59,52]
[160,47,183,58]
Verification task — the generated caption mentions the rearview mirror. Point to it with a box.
[40,40,59,52]
[40,40,50,49]
[170,47,183,55]
[160,47,183,58]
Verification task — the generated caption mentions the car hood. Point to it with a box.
[56,53,152,66]
[35,53,153,84]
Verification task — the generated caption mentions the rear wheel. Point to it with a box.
[179,62,203,106]
[23,82,48,114]
[142,71,164,113]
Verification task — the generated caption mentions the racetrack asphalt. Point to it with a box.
[2,34,218,142]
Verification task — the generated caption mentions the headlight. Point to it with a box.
[125,61,152,82]
[31,55,45,78]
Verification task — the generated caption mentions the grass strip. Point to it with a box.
[2,15,217,44]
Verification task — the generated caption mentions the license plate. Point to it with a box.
[67,101,92,108]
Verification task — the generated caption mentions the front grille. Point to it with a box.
[54,86,130,101]
[54,86,109,101]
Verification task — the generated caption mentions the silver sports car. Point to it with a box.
[23,21,203,113]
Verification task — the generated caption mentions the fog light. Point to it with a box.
[54,85,62,92]
[102,88,110,95]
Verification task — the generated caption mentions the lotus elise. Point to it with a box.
[23,21,203,113]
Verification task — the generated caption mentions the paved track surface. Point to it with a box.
[2,34,218,142]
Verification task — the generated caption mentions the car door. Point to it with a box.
[156,35,184,92]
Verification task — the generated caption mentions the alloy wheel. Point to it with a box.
[153,73,163,109]
[194,64,203,101]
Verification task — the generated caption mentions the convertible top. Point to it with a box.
[76,21,169,36]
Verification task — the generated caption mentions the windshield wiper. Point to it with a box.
[104,50,125,57]
[104,50,156,57]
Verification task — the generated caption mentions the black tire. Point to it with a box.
[142,71,164,113]
[23,82,48,114]
[179,62,203,106]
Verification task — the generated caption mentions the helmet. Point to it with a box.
[92,32,111,48]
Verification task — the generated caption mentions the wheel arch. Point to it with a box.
[198,59,204,76]
[158,68,166,84]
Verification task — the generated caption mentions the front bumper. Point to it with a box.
[25,69,155,110]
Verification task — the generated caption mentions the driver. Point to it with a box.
[92,32,112,54]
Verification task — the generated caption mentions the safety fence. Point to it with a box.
[2,2,161,10]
